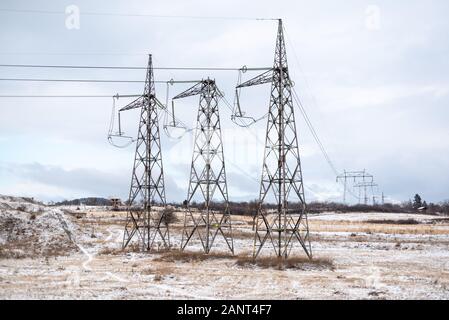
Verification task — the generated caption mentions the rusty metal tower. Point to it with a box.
[237,19,311,259]
[121,55,170,251]
[173,79,234,254]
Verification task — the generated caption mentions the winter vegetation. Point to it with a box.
[1,194,449,299]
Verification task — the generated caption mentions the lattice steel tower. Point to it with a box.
[237,19,311,259]
[336,170,374,203]
[173,79,234,254]
[121,55,170,251]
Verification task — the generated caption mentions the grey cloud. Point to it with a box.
[1,0,449,203]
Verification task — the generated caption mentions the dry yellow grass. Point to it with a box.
[98,247,125,256]
[153,249,234,263]
[308,220,449,235]
[235,255,334,270]
[152,249,334,271]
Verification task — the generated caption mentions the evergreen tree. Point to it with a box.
[413,194,423,209]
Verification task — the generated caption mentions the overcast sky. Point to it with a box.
[0,0,448,204]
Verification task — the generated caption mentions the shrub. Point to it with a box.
[153,249,233,263]
[159,207,178,225]
[236,256,334,271]
[366,219,420,225]
[16,205,27,212]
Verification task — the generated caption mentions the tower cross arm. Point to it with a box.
[236,69,274,88]
[172,81,206,100]
[336,170,374,182]
[354,182,378,188]
[119,95,166,112]
[119,96,145,112]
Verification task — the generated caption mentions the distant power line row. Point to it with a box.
[0,64,271,86]
[0,64,271,71]
[0,95,138,98]
[0,78,201,84]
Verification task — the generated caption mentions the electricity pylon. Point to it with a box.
[173,79,234,254]
[336,170,374,203]
[354,181,378,205]
[237,19,311,259]
[121,55,170,251]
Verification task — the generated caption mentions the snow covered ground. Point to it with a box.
[1,195,449,300]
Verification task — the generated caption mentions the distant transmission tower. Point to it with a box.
[237,19,311,259]
[121,55,170,251]
[336,170,374,203]
[173,79,234,254]
[354,181,378,205]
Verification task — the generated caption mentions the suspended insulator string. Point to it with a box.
[161,105,192,134]
[107,97,136,148]
[108,135,135,148]
[221,95,268,128]
[107,97,117,137]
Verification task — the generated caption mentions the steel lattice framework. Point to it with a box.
[336,170,374,203]
[237,19,312,259]
[121,55,170,251]
[354,181,378,205]
[173,79,234,254]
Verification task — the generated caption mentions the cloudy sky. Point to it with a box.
[0,0,448,204]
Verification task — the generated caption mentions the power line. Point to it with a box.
[283,25,339,175]
[0,51,149,56]
[0,95,139,98]
[0,8,278,21]
[0,78,145,83]
[291,87,339,176]
[0,63,270,71]
[283,26,326,129]
[0,52,149,56]
[0,78,202,84]
[284,25,362,201]
[284,24,335,173]
[222,69,340,195]
[292,88,359,200]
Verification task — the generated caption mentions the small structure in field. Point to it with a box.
[418,206,428,214]
[110,198,122,211]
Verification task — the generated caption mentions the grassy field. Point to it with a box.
[1,197,449,299]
